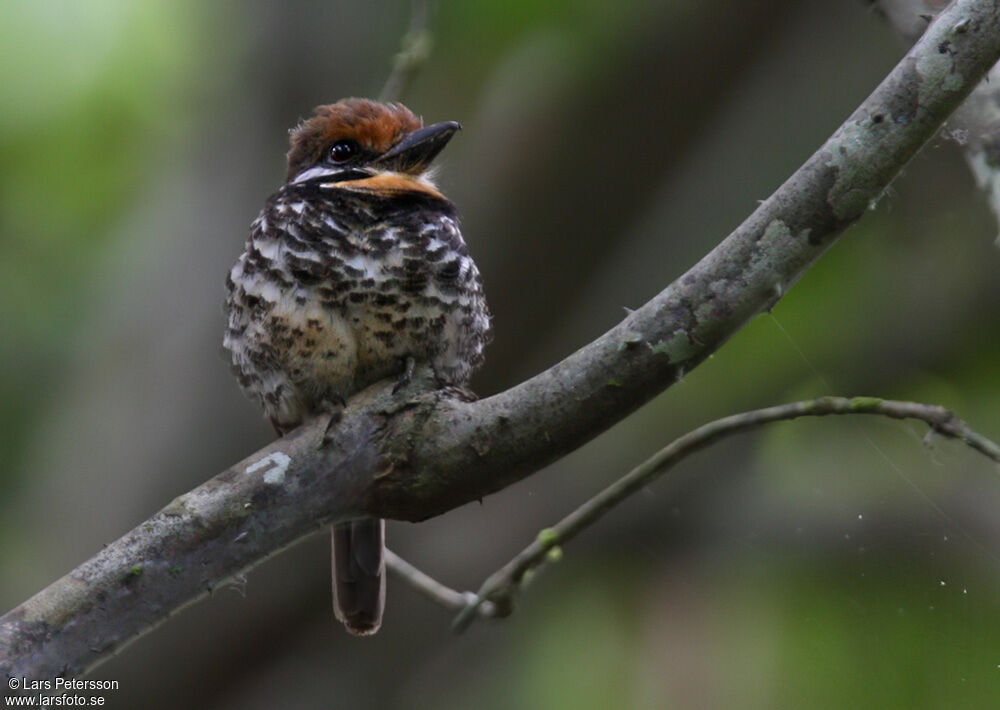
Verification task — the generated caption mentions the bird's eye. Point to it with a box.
[329,140,358,163]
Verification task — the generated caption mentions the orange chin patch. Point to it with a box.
[338,173,445,200]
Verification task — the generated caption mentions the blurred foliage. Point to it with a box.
[0,0,205,476]
[421,554,1000,708]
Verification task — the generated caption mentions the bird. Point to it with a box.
[223,98,491,635]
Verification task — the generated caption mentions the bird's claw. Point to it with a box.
[320,396,347,448]
[392,356,416,395]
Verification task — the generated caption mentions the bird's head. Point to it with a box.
[285,98,460,199]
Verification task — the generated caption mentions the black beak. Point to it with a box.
[375,121,461,173]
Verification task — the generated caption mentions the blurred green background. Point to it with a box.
[2,1,999,708]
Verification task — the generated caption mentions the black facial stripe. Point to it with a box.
[329,169,372,182]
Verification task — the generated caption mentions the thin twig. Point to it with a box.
[378,0,432,103]
[384,549,498,617]
[453,397,1000,631]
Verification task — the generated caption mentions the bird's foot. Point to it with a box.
[320,396,347,448]
[392,356,416,395]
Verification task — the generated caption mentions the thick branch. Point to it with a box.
[875,0,1000,234]
[3,0,1000,685]
[369,0,1000,519]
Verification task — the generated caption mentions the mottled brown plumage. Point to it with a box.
[224,98,490,635]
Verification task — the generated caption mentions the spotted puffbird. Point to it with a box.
[224,99,490,635]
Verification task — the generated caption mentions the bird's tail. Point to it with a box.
[332,518,386,635]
